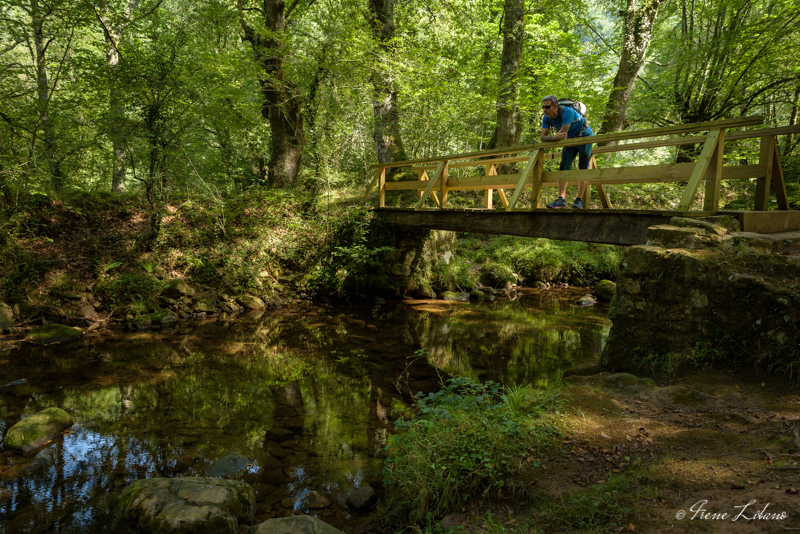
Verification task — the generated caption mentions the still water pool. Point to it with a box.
[0,289,609,533]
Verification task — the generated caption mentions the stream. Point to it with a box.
[0,288,610,533]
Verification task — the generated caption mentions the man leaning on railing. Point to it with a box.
[540,95,593,209]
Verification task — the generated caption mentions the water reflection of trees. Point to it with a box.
[399,298,610,385]
[1,298,609,530]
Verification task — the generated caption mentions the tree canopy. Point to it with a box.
[0,0,797,204]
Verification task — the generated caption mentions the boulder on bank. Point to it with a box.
[127,310,178,331]
[250,515,344,534]
[163,279,195,298]
[594,280,616,302]
[237,296,265,310]
[4,407,73,453]
[113,477,254,534]
[0,302,14,331]
[25,324,82,345]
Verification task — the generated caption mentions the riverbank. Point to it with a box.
[0,190,621,333]
[373,367,800,533]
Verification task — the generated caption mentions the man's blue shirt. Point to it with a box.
[542,106,593,139]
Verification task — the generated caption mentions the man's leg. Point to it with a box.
[559,146,579,198]
[576,143,593,200]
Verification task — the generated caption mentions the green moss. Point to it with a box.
[4,407,73,452]
[25,324,82,345]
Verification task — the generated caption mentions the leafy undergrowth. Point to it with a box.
[374,369,800,534]
[0,186,626,321]
[381,376,561,525]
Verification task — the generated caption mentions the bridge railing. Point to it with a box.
[361,116,799,212]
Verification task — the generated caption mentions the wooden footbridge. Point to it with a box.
[361,116,800,245]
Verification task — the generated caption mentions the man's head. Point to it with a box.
[542,95,559,120]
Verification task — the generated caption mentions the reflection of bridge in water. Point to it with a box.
[362,116,800,245]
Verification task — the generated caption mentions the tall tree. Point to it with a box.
[367,0,407,174]
[641,0,800,126]
[597,0,661,135]
[28,0,64,192]
[488,0,524,149]
[238,0,305,188]
[93,0,164,194]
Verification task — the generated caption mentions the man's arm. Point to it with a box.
[541,124,570,142]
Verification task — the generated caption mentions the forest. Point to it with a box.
[2,0,800,531]
[1,0,798,212]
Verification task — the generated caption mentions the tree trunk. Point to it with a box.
[786,83,800,153]
[104,26,127,194]
[368,0,407,177]
[239,0,304,188]
[31,0,62,192]
[488,0,524,151]
[597,0,661,138]
[96,0,149,194]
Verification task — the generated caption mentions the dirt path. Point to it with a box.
[517,370,800,532]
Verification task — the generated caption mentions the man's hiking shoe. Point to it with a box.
[547,197,567,209]
[572,198,583,209]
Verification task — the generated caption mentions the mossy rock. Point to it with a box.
[236,295,265,310]
[595,280,616,302]
[0,302,14,331]
[4,407,73,453]
[604,373,656,388]
[469,290,484,301]
[113,477,254,534]
[440,291,465,301]
[127,309,178,331]
[163,279,195,298]
[25,324,82,345]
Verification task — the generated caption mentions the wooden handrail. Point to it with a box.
[367,118,794,213]
[371,116,764,169]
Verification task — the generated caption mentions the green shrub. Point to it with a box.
[382,377,559,524]
[479,261,515,287]
[472,236,622,284]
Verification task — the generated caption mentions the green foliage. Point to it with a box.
[382,376,559,524]
[306,209,398,297]
[535,475,634,532]
[95,272,162,310]
[466,235,622,284]
[431,257,477,292]
[479,261,515,288]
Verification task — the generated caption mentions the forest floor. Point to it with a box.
[428,369,800,533]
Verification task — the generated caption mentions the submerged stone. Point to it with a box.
[206,451,251,478]
[250,515,344,534]
[4,407,73,453]
[25,324,82,345]
[577,295,596,306]
[113,477,254,534]
[304,490,330,509]
[346,485,378,511]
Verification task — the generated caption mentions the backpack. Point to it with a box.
[557,98,588,135]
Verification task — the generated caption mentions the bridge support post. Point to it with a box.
[756,135,790,210]
[678,129,723,211]
[508,150,542,210]
[703,129,725,212]
[378,168,386,207]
